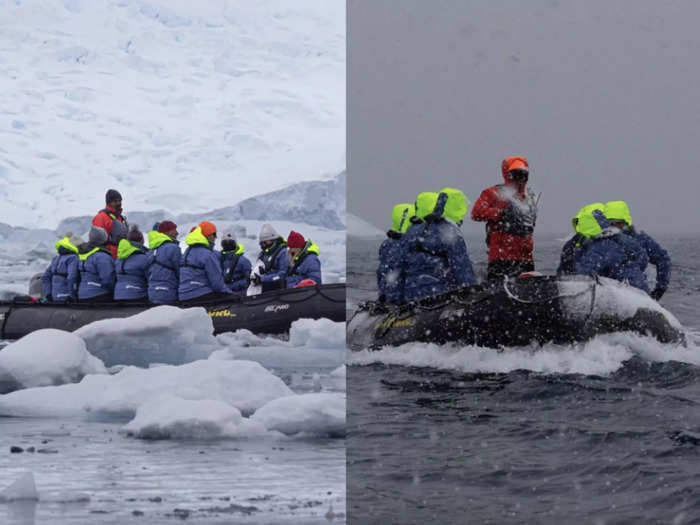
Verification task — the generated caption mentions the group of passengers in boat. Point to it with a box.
[41,190,323,304]
[377,156,670,304]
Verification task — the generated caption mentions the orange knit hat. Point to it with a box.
[199,221,217,237]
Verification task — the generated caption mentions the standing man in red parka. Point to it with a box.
[92,189,128,259]
[471,156,538,280]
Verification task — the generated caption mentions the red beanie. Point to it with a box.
[158,220,177,234]
[287,230,305,249]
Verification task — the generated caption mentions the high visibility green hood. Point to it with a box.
[117,238,145,259]
[572,202,605,231]
[78,247,101,262]
[439,187,470,224]
[185,227,211,248]
[574,203,607,238]
[415,192,439,220]
[603,200,633,226]
[222,243,245,256]
[148,230,175,250]
[391,204,415,233]
[55,237,78,254]
[294,240,320,263]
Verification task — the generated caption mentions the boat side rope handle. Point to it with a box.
[502,276,594,304]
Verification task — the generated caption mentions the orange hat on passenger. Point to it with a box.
[199,221,217,237]
[501,156,529,176]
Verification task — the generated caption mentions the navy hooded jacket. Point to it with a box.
[628,230,671,292]
[574,212,649,292]
[77,245,116,300]
[256,239,289,293]
[222,245,253,293]
[377,232,403,303]
[42,241,79,302]
[178,228,232,301]
[286,241,322,289]
[147,232,181,304]
[114,240,149,300]
[398,215,477,303]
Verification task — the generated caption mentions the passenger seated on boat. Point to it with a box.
[42,233,82,303]
[251,224,289,293]
[376,203,414,303]
[178,221,233,302]
[221,232,252,294]
[573,208,650,292]
[77,226,116,303]
[147,221,181,304]
[114,227,149,302]
[285,231,322,288]
[604,200,671,301]
[557,203,603,275]
[397,188,477,303]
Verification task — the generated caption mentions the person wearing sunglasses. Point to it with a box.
[471,156,538,280]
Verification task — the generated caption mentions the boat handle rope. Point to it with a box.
[502,277,595,305]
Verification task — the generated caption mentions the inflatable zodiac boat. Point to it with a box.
[347,275,685,350]
[0,283,345,340]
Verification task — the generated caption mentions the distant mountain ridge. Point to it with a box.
[50,172,346,236]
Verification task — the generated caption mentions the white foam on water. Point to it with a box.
[348,331,698,376]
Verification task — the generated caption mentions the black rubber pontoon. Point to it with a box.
[347,275,685,351]
[0,283,345,340]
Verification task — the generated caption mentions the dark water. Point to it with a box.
[347,233,700,524]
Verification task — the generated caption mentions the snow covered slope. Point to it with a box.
[0,0,345,229]
[54,171,346,235]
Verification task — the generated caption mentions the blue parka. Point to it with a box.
[147,231,181,304]
[286,241,322,288]
[42,237,79,302]
[399,216,477,302]
[557,233,585,275]
[114,239,149,300]
[377,232,403,303]
[257,239,289,293]
[629,230,671,292]
[178,227,232,300]
[222,244,252,293]
[77,245,116,300]
[574,212,650,292]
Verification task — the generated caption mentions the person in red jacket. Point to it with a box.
[471,156,538,280]
[92,189,128,259]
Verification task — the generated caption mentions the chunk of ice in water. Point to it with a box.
[0,472,38,502]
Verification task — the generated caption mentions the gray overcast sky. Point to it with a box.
[348,0,700,235]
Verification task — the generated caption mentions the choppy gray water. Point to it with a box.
[348,233,700,524]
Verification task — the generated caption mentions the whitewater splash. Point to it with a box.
[348,330,700,376]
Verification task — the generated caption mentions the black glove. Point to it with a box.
[500,205,533,235]
[252,274,261,285]
[650,288,665,301]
